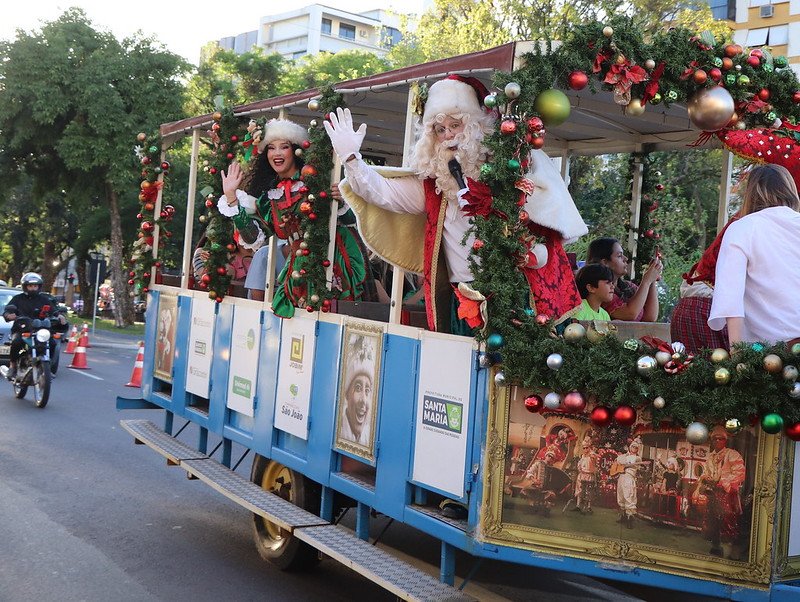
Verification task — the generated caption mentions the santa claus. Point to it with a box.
[325,75,587,333]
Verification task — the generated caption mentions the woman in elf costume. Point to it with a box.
[218,119,366,317]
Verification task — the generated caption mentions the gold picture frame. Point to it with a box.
[480,376,781,588]
[153,293,178,382]
[334,321,383,463]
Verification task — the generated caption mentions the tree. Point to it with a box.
[278,51,393,94]
[0,9,189,325]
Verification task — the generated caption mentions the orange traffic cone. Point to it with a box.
[64,325,78,354]
[126,342,144,387]
[68,341,89,370]
[80,323,91,348]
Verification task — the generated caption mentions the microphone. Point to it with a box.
[448,159,466,190]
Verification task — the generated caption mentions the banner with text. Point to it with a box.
[226,306,262,417]
[412,335,473,498]
[185,297,216,398]
[274,316,317,439]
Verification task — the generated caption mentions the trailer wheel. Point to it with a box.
[250,455,321,571]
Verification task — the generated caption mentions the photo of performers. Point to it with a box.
[501,387,758,560]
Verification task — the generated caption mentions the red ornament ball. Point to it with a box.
[301,165,318,178]
[750,49,763,59]
[724,44,741,58]
[129,271,135,277]
[215,296,223,303]
[500,120,517,135]
[785,422,800,441]
[722,57,734,71]
[614,405,637,426]
[306,306,315,313]
[127,279,135,286]
[758,88,771,101]
[709,68,722,82]
[141,221,153,232]
[205,199,213,208]
[530,136,545,150]
[302,140,311,149]
[308,212,317,221]
[143,272,150,279]
[692,69,708,85]
[535,314,549,325]
[230,135,239,143]
[142,287,149,293]
[160,161,170,170]
[472,239,485,251]
[201,274,211,284]
[524,394,544,413]
[563,391,587,413]
[217,267,227,276]
[793,91,800,104]
[136,213,143,220]
[154,261,162,268]
[590,406,612,427]
[567,70,588,91]
[226,153,234,160]
[318,191,328,199]
[141,156,151,165]
[747,55,761,68]
[322,260,331,267]
[645,229,654,238]
[300,201,312,214]
[655,183,664,191]
[226,243,236,252]
[209,167,218,175]
[322,299,331,308]
[527,117,544,132]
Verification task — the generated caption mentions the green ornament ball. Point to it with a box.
[487,333,504,350]
[507,158,521,170]
[666,90,678,101]
[738,75,750,86]
[752,343,765,352]
[792,342,800,355]
[713,57,723,68]
[210,242,222,251]
[725,74,737,85]
[533,89,571,127]
[766,111,777,122]
[623,338,639,351]
[484,93,497,108]
[775,56,788,68]
[761,413,784,434]
[149,145,158,154]
[649,93,662,105]
[763,64,773,73]
[480,164,493,178]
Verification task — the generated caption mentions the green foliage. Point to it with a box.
[277,52,392,94]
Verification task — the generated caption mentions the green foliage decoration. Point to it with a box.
[469,17,800,431]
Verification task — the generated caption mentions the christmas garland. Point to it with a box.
[468,16,800,440]
[129,133,174,294]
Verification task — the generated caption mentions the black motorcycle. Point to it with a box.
[0,316,54,408]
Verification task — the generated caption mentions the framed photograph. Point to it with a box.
[334,321,383,463]
[153,293,178,382]
[480,381,781,588]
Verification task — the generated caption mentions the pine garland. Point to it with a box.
[469,18,800,435]
[129,133,173,294]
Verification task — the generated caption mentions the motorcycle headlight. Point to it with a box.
[36,329,51,343]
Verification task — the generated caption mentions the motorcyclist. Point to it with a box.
[2,273,65,380]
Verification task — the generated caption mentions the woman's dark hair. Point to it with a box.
[244,143,305,196]
[586,237,618,263]
[575,264,613,299]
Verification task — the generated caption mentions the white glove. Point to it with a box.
[456,187,469,208]
[323,107,367,161]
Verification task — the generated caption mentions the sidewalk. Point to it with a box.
[83,327,143,351]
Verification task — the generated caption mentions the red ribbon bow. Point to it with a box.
[461,177,508,220]
[641,62,666,105]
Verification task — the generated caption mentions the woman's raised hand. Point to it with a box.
[221,162,244,205]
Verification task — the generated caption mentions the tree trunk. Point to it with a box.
[41,240,56,293]
[107,183,135,327]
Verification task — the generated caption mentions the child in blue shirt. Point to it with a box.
[574,264,614,321]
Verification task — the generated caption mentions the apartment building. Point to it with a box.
[218,4,409,60]
[730,0,800,78]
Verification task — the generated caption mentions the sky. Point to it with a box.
[1,1,429,65]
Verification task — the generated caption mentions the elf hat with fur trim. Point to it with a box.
[258,119,307,151]
[422,75,490,124]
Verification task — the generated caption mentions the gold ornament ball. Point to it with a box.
[136,132,147,142]
[764,354,784,374]
[714,367,731,385]
[533,89,571,127]
[735,362,748,374]
[307,99,320,111]
[711,348,730,363]
[784,365,799,382]
[725,418,742,434]
[602,26,614,37]
[644,59,656,70]
[585,326,604,344]
[687,86,735,132]
[212,111,223,121]
[563,322,586,343]
[626,98,646,117]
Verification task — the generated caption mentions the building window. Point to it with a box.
[382,26,403,48]
[292,51,306,59]
[707,0,733,20]
[321,18,332,35]
[746,25,788,47]
[339,23,356,40]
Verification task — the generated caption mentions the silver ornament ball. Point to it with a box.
[653,396,666,409]
[636,355,658,376]
[504,82,521,99]
[686,422,710,445]
[790,382,800,399]
[783,365,799,382]
[494,371,507,387]
[655,351,672,366]
[544,392,561,410]
[563,322,586,342]
[546,353,564,370]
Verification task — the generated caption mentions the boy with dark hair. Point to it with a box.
[574,264,614,321]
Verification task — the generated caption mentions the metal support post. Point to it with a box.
[198,427,208,454]
[221,438,232,468]
[440,541,456,586]
[164,411,174,435]
[320,486,335,522]
[355,502,370,541]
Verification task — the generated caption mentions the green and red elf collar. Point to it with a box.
[273,171,305,210]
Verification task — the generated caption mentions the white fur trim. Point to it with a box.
[217,190,257,217]
[423,78,483,123]
[257,119,306,151]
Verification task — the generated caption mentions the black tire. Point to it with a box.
[50,345,60,375]
[250,455,321,571]
[32,361,50,408]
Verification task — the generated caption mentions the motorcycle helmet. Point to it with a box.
[21,272,43,297]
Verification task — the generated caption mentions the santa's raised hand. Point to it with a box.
[324,107,367,163]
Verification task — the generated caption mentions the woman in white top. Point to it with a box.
[709,164,800,346]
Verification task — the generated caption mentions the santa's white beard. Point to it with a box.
[429,134,482,200]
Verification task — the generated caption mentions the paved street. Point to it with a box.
[0,330,719,601]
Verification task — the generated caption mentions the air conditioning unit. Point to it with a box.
[359,29,368,38]
[760,4,774,18]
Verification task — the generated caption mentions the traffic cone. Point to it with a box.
[80,323,91,348]
[68,341,89,369]
[64,325,78,354]
[126,341,144,387]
